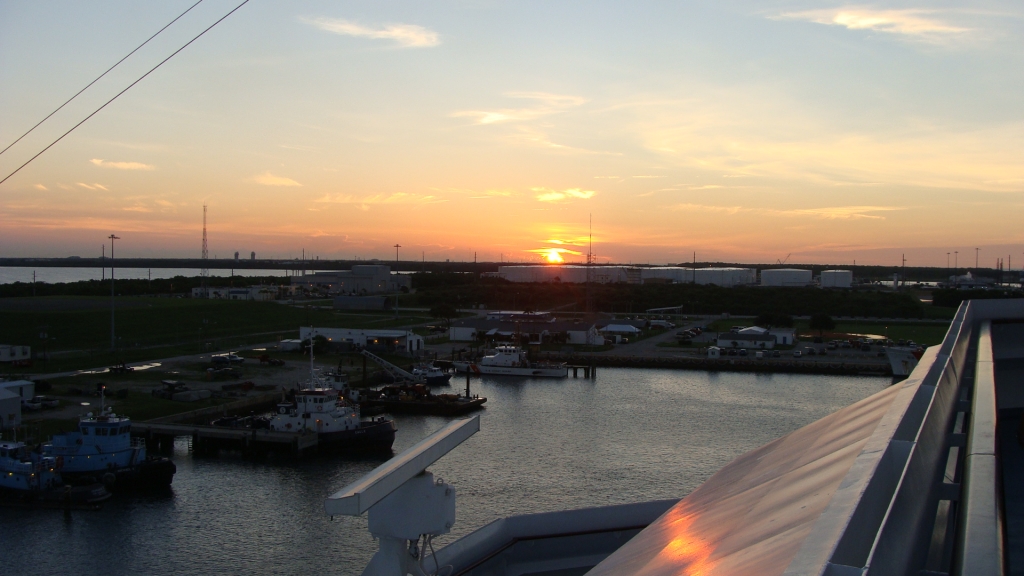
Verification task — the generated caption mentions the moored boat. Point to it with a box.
[1,440,110,507]
[39,410,176,490]
[453,345,568,377]
[886,345,925,378]
[412,363,453,386]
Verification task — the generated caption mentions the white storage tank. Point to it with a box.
[760,268,813,287]
[498,265,634,284]
[820,270,853,288]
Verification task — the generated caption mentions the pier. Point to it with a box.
[132,422,318,456]
[131,392,320,456]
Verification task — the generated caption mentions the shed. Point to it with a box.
[0,388,20,429]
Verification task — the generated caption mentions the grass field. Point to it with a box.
[0,296,431,374]
[707,318,952,345]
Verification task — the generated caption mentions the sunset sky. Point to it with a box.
[1,1,1023,267]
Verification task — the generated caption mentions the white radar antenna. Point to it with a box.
[325,415,480,576]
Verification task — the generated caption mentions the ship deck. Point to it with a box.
[431,299,1024,576]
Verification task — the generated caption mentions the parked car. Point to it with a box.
[739,349,748,356]
[860,344,872,352]
[226,353,245,364]
[211,356,230,366]
[772,350,781,358]
[31,395,59,409]
[793,350,803,358]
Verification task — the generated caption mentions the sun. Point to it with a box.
[545,249,564,263]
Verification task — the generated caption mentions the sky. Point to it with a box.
[1,1,1023,268]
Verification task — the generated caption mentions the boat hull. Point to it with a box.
[362,396,487,416]
[317,419,397,453]
[57,457,176,491]
[886,347,922,378]
[452,362,568,378]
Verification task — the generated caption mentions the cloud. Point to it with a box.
[33,184,47,191]
[315,192,443,210]
[671,203,906,220]
[532,187,596,202]
[301,17,440,47]
[76,182,108,191]
[778,205,906,220]
[452,92,586,125]
[123,206,152,213]
[252,172,302,187]
[90,158,155,170]
[774,8,970,42]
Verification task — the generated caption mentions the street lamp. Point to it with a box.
[108,234,119,352]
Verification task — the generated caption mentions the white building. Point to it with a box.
[299,327,424,354]
[820,270,853,288]
[0,345,31,363]
[760,268,813,287]
[292,265,412,294]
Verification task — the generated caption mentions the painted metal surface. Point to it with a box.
[586,384,903,576]
[324,416,479,516]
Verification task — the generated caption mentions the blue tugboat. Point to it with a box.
[39,408,176,490]
[1,440,110,507]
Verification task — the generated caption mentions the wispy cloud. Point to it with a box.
[532,187,596,202]
[301,17,440,48]
[90,158,155,170]
[774,8,971,43]
[453,92,586,125]
[779,205,906,220]
[252,172,302,187]
[33,184,47,191]
[123,206,152,213]
[315,192,443,210]
[672,203,905,220]
[76,182,109,191]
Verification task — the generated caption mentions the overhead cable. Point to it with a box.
[0,0,205,157]
[0,0,251,187]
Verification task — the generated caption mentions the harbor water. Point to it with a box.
[1,368,888,576]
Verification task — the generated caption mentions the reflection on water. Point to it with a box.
[1,368,887,576]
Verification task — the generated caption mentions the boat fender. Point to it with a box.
[317,405,322,412]
[56,456,64,470]
[102,472,116,487]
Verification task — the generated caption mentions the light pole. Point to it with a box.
[946,252,950,284]
[976,247,980,269]
[393,243,401,265]
[109,234,119,352]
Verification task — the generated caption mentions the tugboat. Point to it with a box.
[267,345,396,453]
[1,440,110,507]
[39,392,176,490]
[453,345,568,377]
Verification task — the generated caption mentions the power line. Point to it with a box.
[0,0,205,158]
[0,0,251,187]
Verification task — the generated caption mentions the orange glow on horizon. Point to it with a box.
[545,249,564,263]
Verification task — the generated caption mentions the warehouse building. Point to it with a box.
[292,265,411,295]
[449,318,601,345]
[760,268,813,287]
[820,270,853,288]
[299,327,424,355]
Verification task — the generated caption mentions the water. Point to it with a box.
[1,368,887,575]
[0,267,303,284]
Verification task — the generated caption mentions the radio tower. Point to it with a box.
[585,214,593,314]
[201,203,209,297]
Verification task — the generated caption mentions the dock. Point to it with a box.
[132,422,318,456]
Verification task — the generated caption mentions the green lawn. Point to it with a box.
[0,296,431,373]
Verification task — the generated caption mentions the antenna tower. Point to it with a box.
[585,214,593,314]
[201,203,209,296]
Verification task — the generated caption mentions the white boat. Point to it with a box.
[411,364,452,386]
[453,345,568,378]
[266,346,395,453]
[886,345,924,377]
